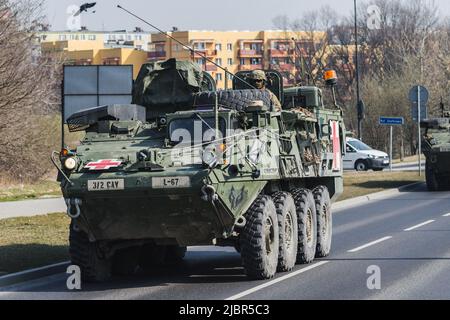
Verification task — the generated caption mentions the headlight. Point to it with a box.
[64,157,77,170]
[367,154,376,159]
[202,145,218,168]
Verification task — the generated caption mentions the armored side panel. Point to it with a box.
[283,86,323,109]
[421,116,450,190]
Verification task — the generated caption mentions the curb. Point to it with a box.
[0,261,70,288]
[332,182,424,212]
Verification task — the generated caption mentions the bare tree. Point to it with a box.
[0,0,62,182]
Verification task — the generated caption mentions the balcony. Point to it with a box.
[270,63,295,72]
[238,64,263,71]
[270,49,294,57]
[192,49,217,58]
[148,51,166,59]
[204,64,218,72]
[238,49,263,57]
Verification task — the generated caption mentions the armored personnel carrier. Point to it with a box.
[54,59,345,282]
[421,111,450,191]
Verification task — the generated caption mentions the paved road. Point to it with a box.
[1,183,450,300]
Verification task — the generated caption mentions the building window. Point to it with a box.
[215,58,222,66]
[88,35,96,40]
[194,42,206,50]
[215,43,222,51]
[227,73,233,81]
[227,43,233,51]
[59,35,67,41]
[173,44,180,52]
[127,35,132,41]
[80,34,86,40]
[228,58,233,65]
[250,58,261,65]
[195,58,204,65]
[216,73,223,81]
[240,58,245,65]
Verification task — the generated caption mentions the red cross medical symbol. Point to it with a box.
[331,121,342,171]
[84,159,122,171]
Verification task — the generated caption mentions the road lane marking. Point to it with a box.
[347,237,392,253]
[443,213,450,217]
[225,261,330,301]
[404,220,435,232]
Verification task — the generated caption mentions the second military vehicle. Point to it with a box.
[422,111,450,191]
[54,59,345,282]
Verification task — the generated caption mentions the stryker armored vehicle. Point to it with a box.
[54,59,345,282]
[421,110,450,191]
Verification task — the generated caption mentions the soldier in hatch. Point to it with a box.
[248,70,282,112]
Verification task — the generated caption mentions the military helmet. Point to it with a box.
[248,70,267,81]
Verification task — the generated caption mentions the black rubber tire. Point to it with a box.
[426,162,440,191]
[240,195,279,280]
[291,189,317,264]
[69,222,111,282]
[192,89,272,111]
[313,186,332,258]
[112,246,140,276]
[355,160,368,172]
[273,192,298,272]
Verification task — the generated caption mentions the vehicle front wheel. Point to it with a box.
[355,160,368,172]
[69,222,112,282]
[240,195,279,280]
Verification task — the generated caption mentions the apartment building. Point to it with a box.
[39,27,152,51]
[40,28,151,79]
[148,30,324,88]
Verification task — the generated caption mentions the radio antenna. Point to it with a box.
[117,4,256,89]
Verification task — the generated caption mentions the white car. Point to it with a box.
[344,138,390,171]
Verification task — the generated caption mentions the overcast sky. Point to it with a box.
[43,0,450,32]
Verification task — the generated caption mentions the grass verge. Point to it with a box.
[0,171,424,276]
[0,213,70,275]
[340,171,424,201]
[0,180,61,202]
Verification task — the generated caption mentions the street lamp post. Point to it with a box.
[354,0,363,140]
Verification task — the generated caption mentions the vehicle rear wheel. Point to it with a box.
[273,192,298,272]
[291,189,317,264]
[355,160,368,172]
[240,195,279,280]
[69,222,112,282]
[313,187,332,258]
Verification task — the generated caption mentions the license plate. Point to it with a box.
[152,177,190,188]
[383,160,390,164]
[88,179,124,191]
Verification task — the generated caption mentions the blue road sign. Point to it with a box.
[411,103,428,122]
[379,117,405,126]
[409,85,429,103]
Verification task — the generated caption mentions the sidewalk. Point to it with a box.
[0,197,66,220]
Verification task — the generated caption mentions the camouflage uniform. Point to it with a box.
[248,70,282,112]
